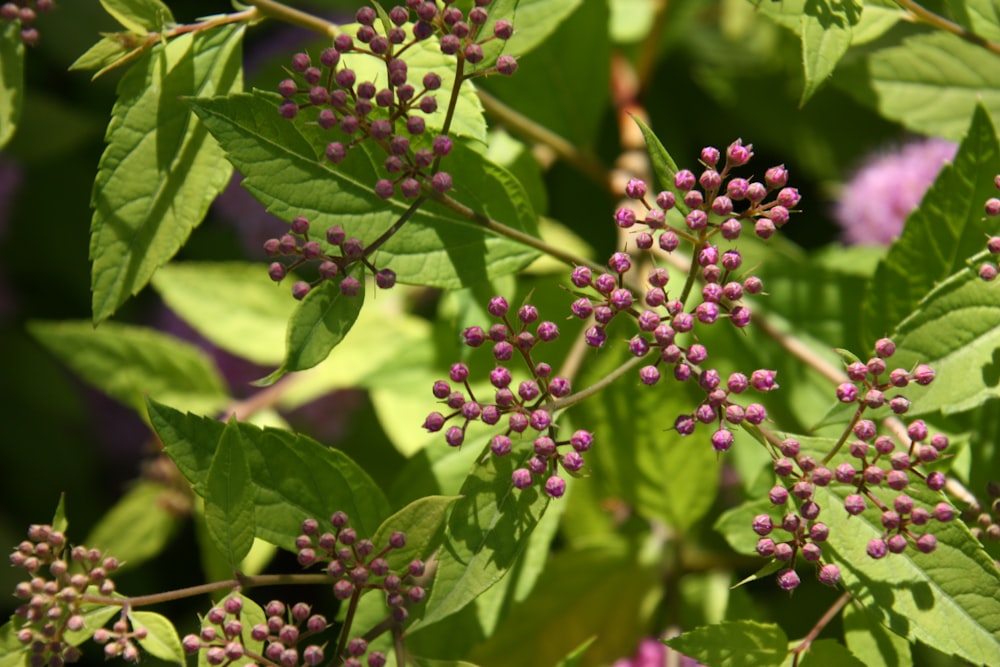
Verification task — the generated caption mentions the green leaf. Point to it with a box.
[197,594,265,667]
[69,35,145,80]
[633,115,681,197]
[481,0,610,150]
[0,620,27,667]
[799,639,866,667]
[0,21,25,150]
[836,32,1000,140]
[99,0,174,32]
[890,269,1000,415]
[63,603,120,646]
[28,320,228,417]
[760,0,862,105]
[205,417,256,568]
[152,262,295,366]
[664,620,788,667]
[187,91,539,290]
[555,637,597,667]
[89,25,243,323]
[477,0,584,65]
[259,266,366,384]
[814,481,1000,665]
[467,544,659,667]
[842,602,912,667]
[715,497,774,557]
[84,481,183,570]
[148,400,390,546]
[421,451,551,626]
[946,0,1000,42]
[861,104,1000,347]
[371,495,460,572]
[128,611,184,667]
[51,494,68,534]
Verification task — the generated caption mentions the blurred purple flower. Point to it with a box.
[834,137,956,245]
[613,638,703,667]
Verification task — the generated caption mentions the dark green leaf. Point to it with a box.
[0,21,25,150]
[664,620,788,667]
[468,544,658,667]
[89,25,243,323]
[28,320,228,416]
[842,602,912,667]
[99,0,174,32]
[481,0,610,150]
[148,400,390,545]
[128,611,184,666]
[84,481,183,570]
[862,104,1000,347]
[259,266,366,384]
[799,639,866,667]
[420,451,551,626]
[187,91,540,291]
[205,417,256,568]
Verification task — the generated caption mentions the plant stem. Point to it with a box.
[477,90,612,190]
[244,0,338,37]
[893,0,1000,56]
[80,574,332,608]
[790,592,852,665]
[334,588,363,663]
[430,191,603,272]
[544,355,646,413]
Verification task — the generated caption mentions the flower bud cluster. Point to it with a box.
[294,512,426,625]
[183,595,328,667]
[753,437,842,591]
[753,341,958,589]
[9,524,122,666]
[0,0,54,46]
[616,140,799,245]
[978,176,1000,281]
[263,215,395,300]
[964,481,1000,544]
[423,296,590,498]
[276,1,516,200]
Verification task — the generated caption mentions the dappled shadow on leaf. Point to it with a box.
[981,345,1000,389]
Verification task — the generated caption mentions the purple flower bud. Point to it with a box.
[886,534,908,553]
[544,476,566,498]
[912,364,935,385]
[866,538,888,559]
[625,178,647,199]
[756,538,776,557]
[686,209,708,231]
[292,281,312,300]
[774,458,794,477]
[818,563,840,586]
[529,409,551,431]
[674,414,696,436]
[431,171,453,192]
[726,138,753,166]
[752,514,773,536]
[836,383,858,403]
[422,412,445,432]
[844,494,866,515]
[776,568,800,591]
[750,369,778,392]
[801,542,822,562]
[907,419,928,441]
[444,426,464,447]
[711,428,734,452]
[916,533,937,553]
[674,169,695,190]
[933,502,955,522]
[767,485,788,505]
[926,471,946,491]
[585,326,606,348]
[886,470,908,490]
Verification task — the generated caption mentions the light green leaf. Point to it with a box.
[862,104,1000,347]
[69,34,146,80]
[148,400,390,545]
[555,637,597,667]
[946,0,1000,42]
[476,0,584,65]
[128,611,184,667]
[664,620,788,667]
[84,481,183,570]
[197,594,265,667]
[715,497,774,557]
[609,0,657,43]
[760,0,862,105]
[815,481,1000,665]
[63,603,120,646]
[89,25,243,323]
[0,620,27,667]
[51,494,68,534]
[421,451,551,626]
[837,32,1000,140]
[842,603,912,667]
[28,320,228,416]
[187,92,540,291]
[205,417,256,568]
[152,262,295,366]
[371,495,460,572]
[799,639,866,667]
[99,0,174,32]
[891,269,1000,415]
[0,21,25,150]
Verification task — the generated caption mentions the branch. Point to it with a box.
[894,0,1000,57]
